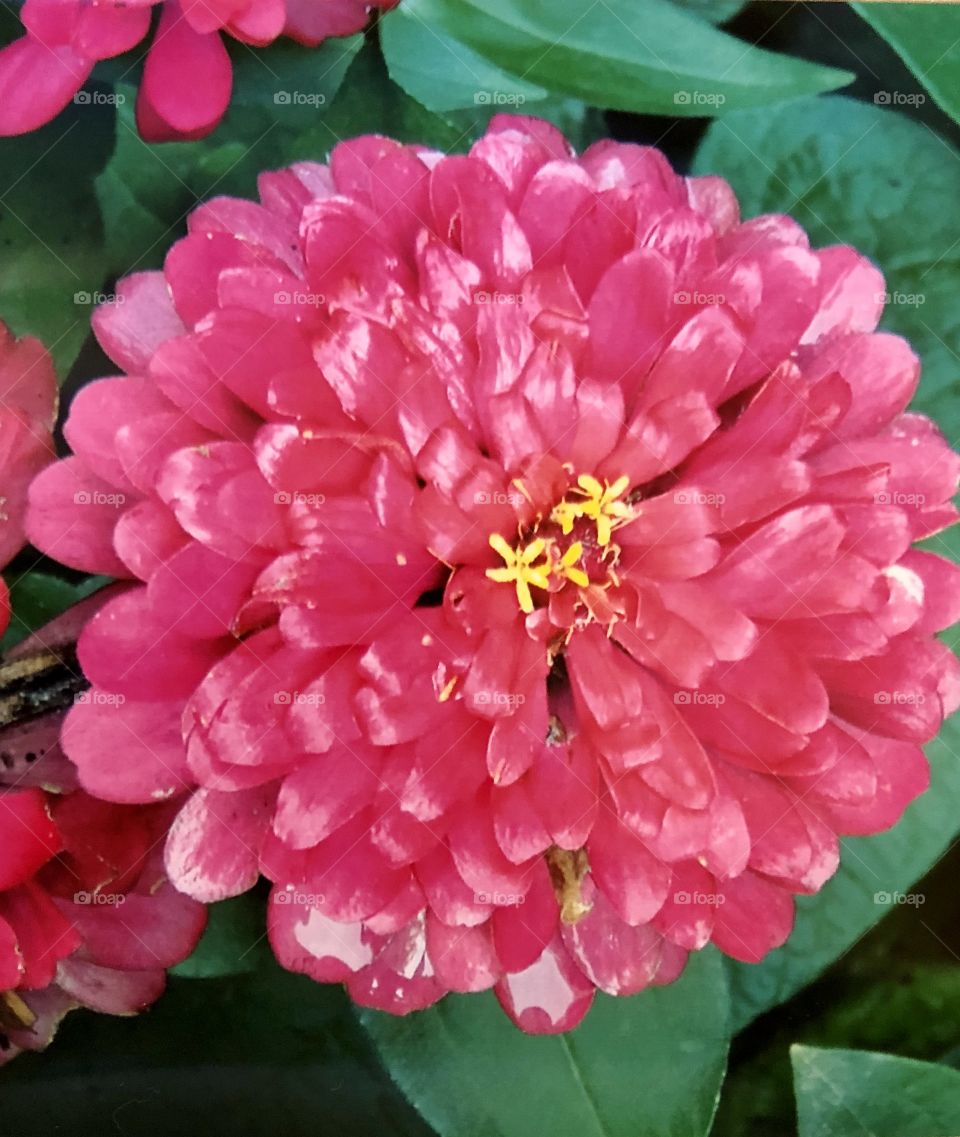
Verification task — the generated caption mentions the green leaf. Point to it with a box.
[693,94,960,452]
[792,1046,960,1137]
[361,949,729,1137]
[394,0,852,118]
[170,894,268,979]
[0,96,116,376]
[1,573,107,652]
[670,0,747,25]
[380,7,548,113]
[226,34,362,114]
[0,959,434,1137]
[854,2,960,128]
[693,95,960,1028]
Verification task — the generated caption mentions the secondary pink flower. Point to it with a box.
[0,323,57,574]
[0,600,206,1063]
[0,0,397,141]
[28,117,960,1033]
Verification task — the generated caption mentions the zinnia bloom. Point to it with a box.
[0,0,397,141]
[27,116,960,1033]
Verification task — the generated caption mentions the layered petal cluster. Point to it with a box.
[28,116,960,1032]
[0,328,204,1061]
[0,598,207,1063]
[0,0,396,141]
[0,323,57,587]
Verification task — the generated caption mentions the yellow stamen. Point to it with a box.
[549,473,633,547]
[555,541,590,588]
[486,534,551,614]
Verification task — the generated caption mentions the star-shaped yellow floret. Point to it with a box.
[486,534,551,614]
[554,541,590,588]
[550,474,632,546]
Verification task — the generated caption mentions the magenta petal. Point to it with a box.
[0,37,91,136]
[711,871,794,963]
[137,3,233,141]
[62,697,192,805]
[165,785,275,901]
[495,935,594,1033]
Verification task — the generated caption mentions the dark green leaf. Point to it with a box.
[0,959,434,1137]
[394,0,852,117]
[361,948,729,1137]
[1,573,107,652]
[792,1045,960,1137]
[170,894,268,979]
[854,2,960,128]
[0,98,116,376]
[670,0,747,25]
[380,7,548,112]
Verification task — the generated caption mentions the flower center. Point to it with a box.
[485,473,632,613]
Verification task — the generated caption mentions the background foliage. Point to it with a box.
[2,3,960,1135]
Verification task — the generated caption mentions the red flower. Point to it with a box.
[28,117,960,1032]
[0,0,397,141]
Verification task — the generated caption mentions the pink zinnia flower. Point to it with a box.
[27,116,960,1033]
[0,0,397,142]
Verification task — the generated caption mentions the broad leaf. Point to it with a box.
[394,0,852,117]
[792,1046,960,1137]
[0,960,434,1136]
[0,97,116,376]
[671,0,747,24]
[361,949,729,1137]
[170,894,268,979]
[1,572,107,651]
[380,7,549,112]
[854,2,960,128]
